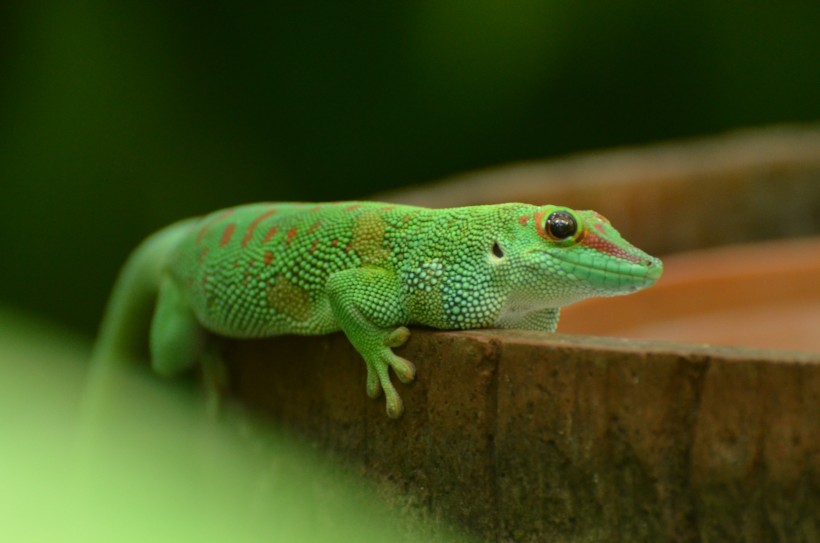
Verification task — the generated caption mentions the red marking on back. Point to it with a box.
[331,239,339,247]
[286,227,298,244]
[309,205,322,212]
[402,210,420,223]
[310,239,319,253]
[242,209,277,248]
[344,204,362,212]
[581,230,643,264]
[518,215,530,226]
[196,209,234,245]
[262,225,279,244]
[198,247,209,264]
[307,220,322,235]
[202,274,209,286]
[380,205,396,212]
[264,251,274,266]
[220,223,236,247]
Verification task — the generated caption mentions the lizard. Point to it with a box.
[90,201,663,418]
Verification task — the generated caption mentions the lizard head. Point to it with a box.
[502,205,663,306]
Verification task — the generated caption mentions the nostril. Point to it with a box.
[644,257,664,280]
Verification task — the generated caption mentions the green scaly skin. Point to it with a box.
[92,201,663,418]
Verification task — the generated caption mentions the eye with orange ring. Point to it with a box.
[544,211,577,240]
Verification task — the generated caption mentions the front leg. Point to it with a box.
[497,307,561,332]
[325,268,416,418]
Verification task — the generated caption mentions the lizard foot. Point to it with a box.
[365,358,403,418]
[364,345,416,418]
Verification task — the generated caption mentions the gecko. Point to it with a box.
[91,201,663,418]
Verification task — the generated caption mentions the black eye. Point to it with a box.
[546,211,577,240]
[492,241,504,258]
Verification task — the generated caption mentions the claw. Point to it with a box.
[389,354,416,384]
[385,326,411,348]
[383,385,404,418]
[365,365,381,398]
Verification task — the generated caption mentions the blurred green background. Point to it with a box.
[1,1,819,337]
[0,307,472,542]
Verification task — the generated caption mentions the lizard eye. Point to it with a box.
[492,241,504,258]
[545,211,577,240]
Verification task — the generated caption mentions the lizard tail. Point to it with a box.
[82,220,194,416]
[78,218,195,445]
[89,219,196,367]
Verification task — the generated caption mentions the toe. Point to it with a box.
[384,388,404,418]
[365,366,381,398]
[390,355,416,384]
[385,326,411,348]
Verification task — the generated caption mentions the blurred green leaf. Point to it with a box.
[0,307,471,543]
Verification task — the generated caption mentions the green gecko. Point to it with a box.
[92,201,662,418]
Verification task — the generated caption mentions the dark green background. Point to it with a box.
[1,2,818,336]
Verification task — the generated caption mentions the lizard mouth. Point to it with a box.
[569,256,663,280]
[530,250,663,288]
